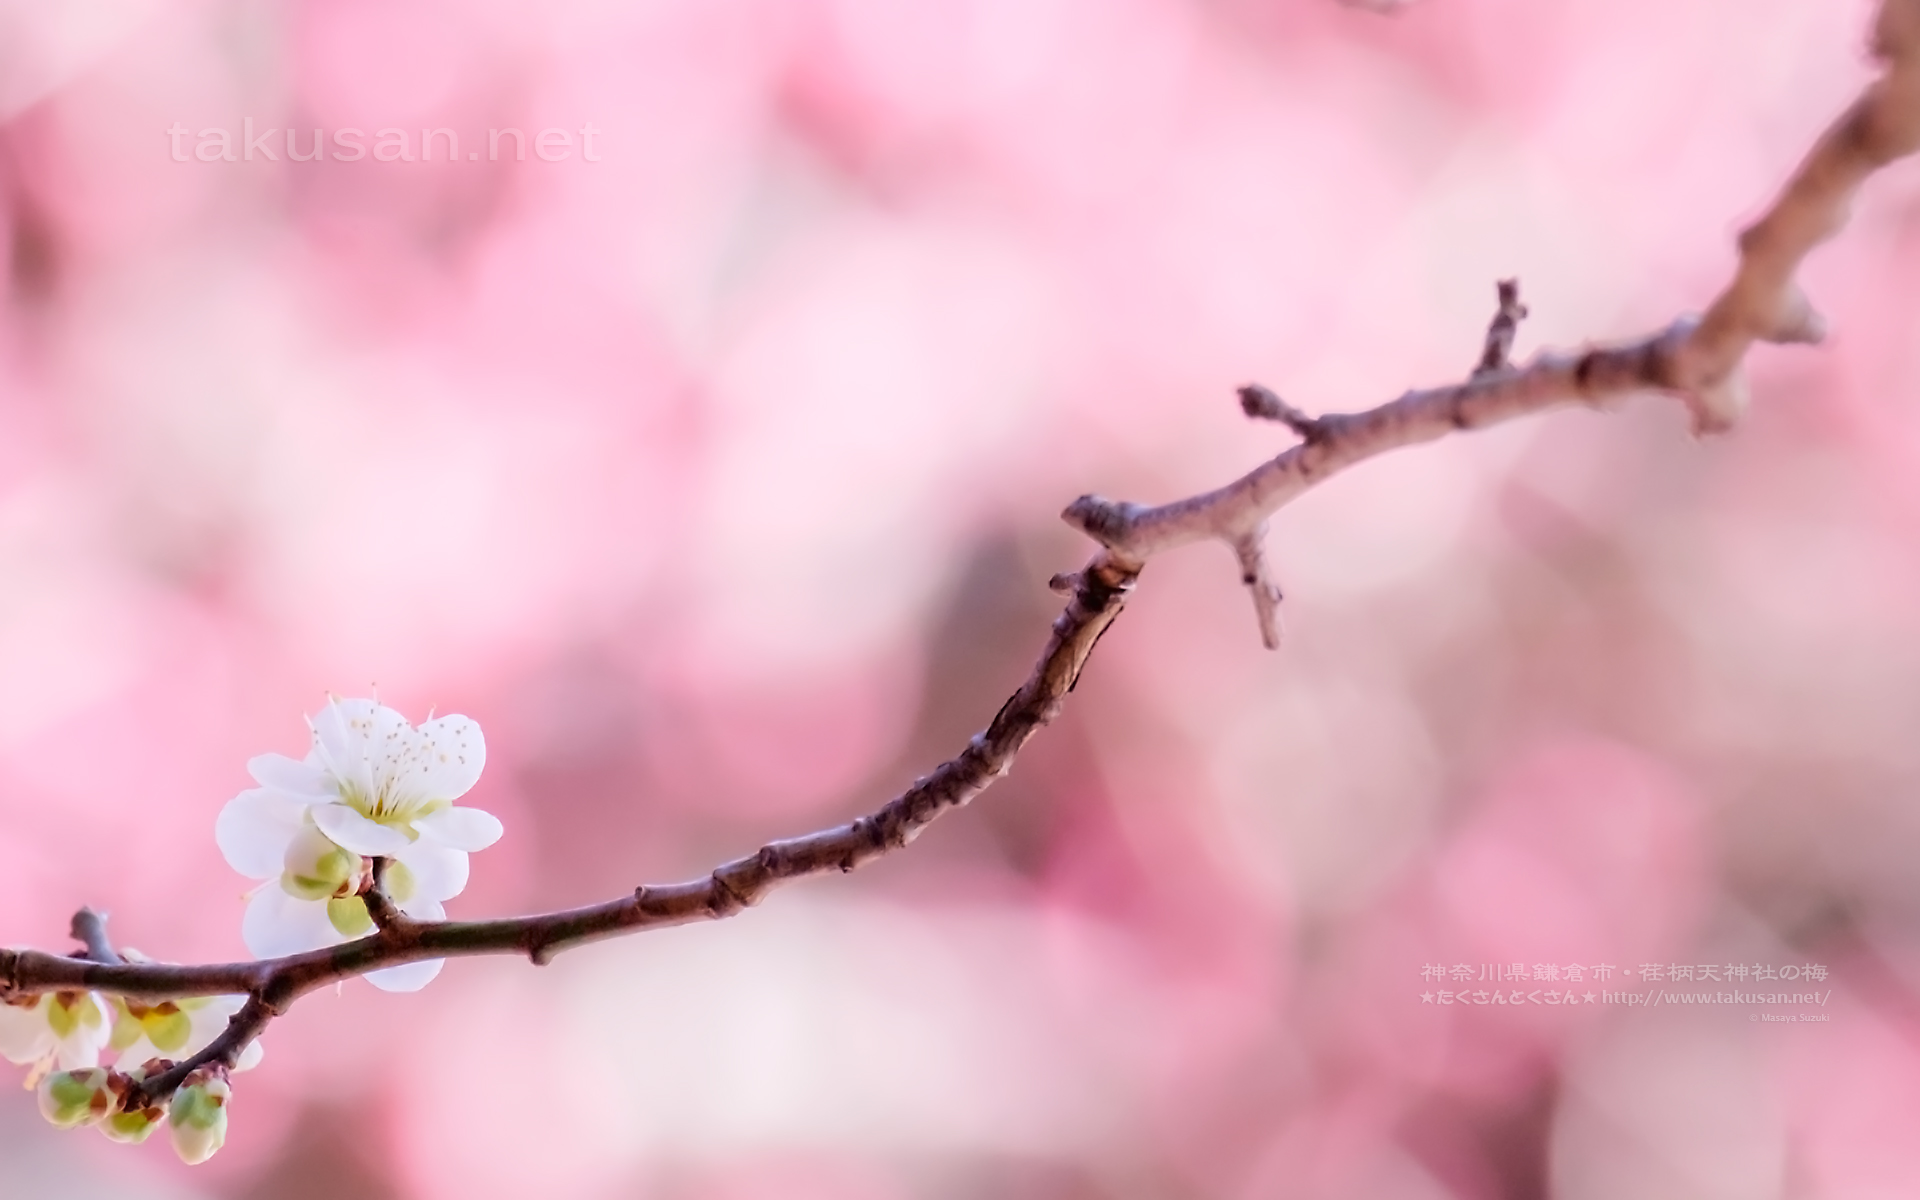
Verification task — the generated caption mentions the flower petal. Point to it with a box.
[55,1036,104,1071]
[384,715,486,809]
[365,957,444,992]
[0,997,52,1064]
[215,790,309,879]
[311,804,411,857]
[305,698,357,782]
[309,698,405,804]
[235,1039,264,1072]
[247,753,332,798]
[392,844,468,903]
[54,994,110,1070]
[411,806,503,852]
[241,887,341,959]
[113,1039,154,1072]
[395,895,445,922]
[185,998,244,1056]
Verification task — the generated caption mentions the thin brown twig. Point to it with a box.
[360,860,407,932]
[1230,525,1285,651]
[1,0,1916,1113]
[1473,278,1529,377]
[131,995,273,1106]
[69,908,122,966]
[1238,383,1326,442]
[1062,321,1695,572]
[0,560,1138,1102]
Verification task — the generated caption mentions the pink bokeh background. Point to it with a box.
[4,0,1920,1196]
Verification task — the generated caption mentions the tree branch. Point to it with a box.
[0,560,1137,1099]
[1063,318,1695,578]
[1674,0,1920,431]
[1,0,1916,1112]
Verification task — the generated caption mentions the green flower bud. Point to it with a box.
[99,1067,167,1144]
[280,824,363,902]
[169,1074,230,1166]
[38,1068,112,1128]
[101,1103,166,1144]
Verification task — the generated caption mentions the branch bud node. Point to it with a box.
[1061,496,1143,547]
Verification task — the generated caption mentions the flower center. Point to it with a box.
[336,781,448,832]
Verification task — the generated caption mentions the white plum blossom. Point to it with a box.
[1,963,261,1087]
[108,994,263,1074]
[0,990,112,1075]
[216,697,502,992]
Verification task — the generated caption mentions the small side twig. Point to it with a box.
[69,908,123,966]
[1230,525,1285,651]
[1473,278,1529,377]
[131,996,274,1107]
[1239,383,1326,443]
[360,860,407,932]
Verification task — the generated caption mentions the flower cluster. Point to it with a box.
[0,979,264,1078]
[7,697,501,1165]
[216,697,501,993]
[2,980,258,1163]
[36,1060,233,1163]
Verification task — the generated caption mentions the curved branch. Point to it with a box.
[1063,318,1695,570]
[0,560,1137,1099]
[1675,0,1920,430]
[1,0,1916,1111]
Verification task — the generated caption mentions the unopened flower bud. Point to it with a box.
[280,824,363,902]
[100,1067,168,1144]
[38,1067,113,1128]
[101,1102,167,1144]
[169,1072,231,1165]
